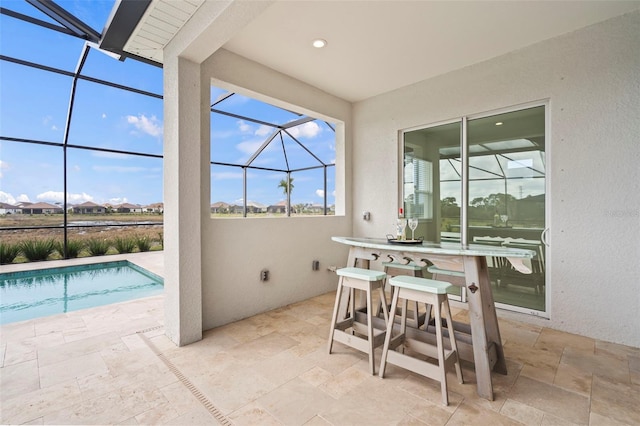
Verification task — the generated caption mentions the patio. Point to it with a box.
[1,253,638,425]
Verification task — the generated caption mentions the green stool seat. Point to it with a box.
[389,275,452,294]
[337,267,386,281]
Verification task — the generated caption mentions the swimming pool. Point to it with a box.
[0,261,163,325]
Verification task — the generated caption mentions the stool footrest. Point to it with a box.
[334,318,353,331]
[386,349,442,379]
[332,329,386,353]
[352,321,386,337]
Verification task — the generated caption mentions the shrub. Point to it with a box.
[20,239,55,261]
[114,237,136,253]
[157,231,164,248]
[87,238,110,256]
[0,243,21,264]
[54,240,83,259]
[136,236,151,252]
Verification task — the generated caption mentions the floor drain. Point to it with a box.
[137,328,233,425]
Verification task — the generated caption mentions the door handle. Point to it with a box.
[541,228,549,247]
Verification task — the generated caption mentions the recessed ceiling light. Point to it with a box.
[495,122,503,126]
[312,39,327,48]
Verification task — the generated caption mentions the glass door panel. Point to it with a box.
[467,106,546,312]
[403,121,463,298]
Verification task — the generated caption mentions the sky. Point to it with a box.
[0,0,337,208]
[0,0,541,212]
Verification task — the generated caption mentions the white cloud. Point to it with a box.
[236,139,265,156]
[102,113,107,119]
[37,191,94,203]
[237,120,252,133]
[0,191,17,204]
[126,114,163,138]
[255,125,272,136]
[72,165,81,172]
[108,197,128,205]
[315,189,324,197]
[17,194,30,202]
[288,121,321,139]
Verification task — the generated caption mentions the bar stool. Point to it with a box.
[328,267,389,375]
[379,275,463,405]
[382,261,431,328]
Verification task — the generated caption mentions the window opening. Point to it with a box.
[210,91,336,217]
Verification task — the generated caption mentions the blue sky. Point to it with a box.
[0,0,336,208]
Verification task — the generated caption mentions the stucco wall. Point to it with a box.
[199,50,352,330]
[351,12,640,347]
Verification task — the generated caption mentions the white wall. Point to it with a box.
[351,12,640,347]
[163,56,204,346]
[199,49,352,330]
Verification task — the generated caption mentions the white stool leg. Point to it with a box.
[378,285,389,324]
[443,297,463,384]
[366,286,376,375]
[379,286,401,378]
[328,277,345,354]
[434,295,449,405]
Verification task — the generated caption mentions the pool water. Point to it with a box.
[0,261,163,325]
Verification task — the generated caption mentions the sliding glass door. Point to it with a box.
[402,104,547,315]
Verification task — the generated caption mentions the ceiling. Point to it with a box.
[114,0,640,103]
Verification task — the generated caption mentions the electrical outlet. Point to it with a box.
[260,269,269,281]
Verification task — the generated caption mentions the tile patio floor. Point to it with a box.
[1,252,639,425]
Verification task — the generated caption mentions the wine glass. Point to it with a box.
[408,218,418,240]
[396,218,407,240]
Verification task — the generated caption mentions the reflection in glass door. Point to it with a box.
[467,106,546,312]
[402,104,547,314]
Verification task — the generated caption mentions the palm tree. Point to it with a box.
[278,177,294,215]
[278,177,294,196]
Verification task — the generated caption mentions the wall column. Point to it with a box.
[163,56,203,346]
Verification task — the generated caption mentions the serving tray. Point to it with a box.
[386,235,424,245]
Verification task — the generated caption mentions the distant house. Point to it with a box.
[145,202,164,213]
[19,202,63,214]
[72,201,106,214]
[0,202,20,214]
[267,201,287,214]
[229,201,267,214]
[211,201,230,214]
[115,203,143,213]
[308,204,326,214]
[247,201,267,214]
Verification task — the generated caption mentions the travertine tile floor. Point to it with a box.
[2,254,639,425]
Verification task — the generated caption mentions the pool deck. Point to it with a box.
[1,251,639,425]
[0,250,165,278]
